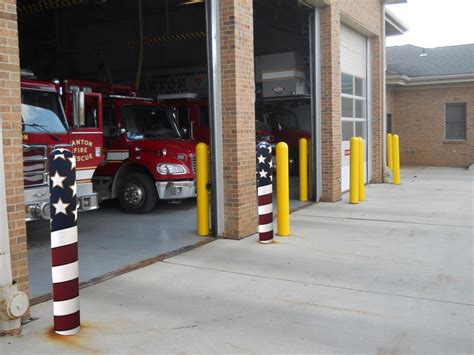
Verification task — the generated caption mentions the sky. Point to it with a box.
[386,0,474,48]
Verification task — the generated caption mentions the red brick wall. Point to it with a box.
[319,0,383,200]
[388,84,474,167]
[370,36,383,183]
[319,5,342,202]
[0,0,28,296]
[219,0,257,238]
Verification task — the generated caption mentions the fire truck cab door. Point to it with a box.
[69,93,103,182]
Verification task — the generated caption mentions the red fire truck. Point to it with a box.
[158,93,276,145]
[21,70,103,221]
[63,81,197,214]
[258,103,311,173]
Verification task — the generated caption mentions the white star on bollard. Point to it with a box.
[51,171,67,189]
[69,183,77,197]
[53,198,70,216]
[258,169,268,178]
[257,155,266,164]
[68,156,76,169]
[72,208,78,222]
[269,160,273,168]
[53,154,65,160]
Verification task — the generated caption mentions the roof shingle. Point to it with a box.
[386,44,474,77]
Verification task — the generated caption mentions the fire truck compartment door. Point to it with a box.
[70,93,103,182]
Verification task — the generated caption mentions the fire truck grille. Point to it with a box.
[191,152,211,177]
[23,144,48,187]
[192,154,197,174]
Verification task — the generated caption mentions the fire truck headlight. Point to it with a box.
[157,163,186,175]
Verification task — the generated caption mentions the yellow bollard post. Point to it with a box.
[308,138,313,200]
[387,133,393,170]
[392,134,401,185]
[358,137,365,201]
[299,138,308,202]
[276,142,290,236]
[196,142,209,236]
[349,137,359,204]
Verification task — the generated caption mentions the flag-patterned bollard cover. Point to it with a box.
[49,149,80,336]
[256,142,274,243]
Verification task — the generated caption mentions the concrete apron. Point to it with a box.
[1,167,472,353]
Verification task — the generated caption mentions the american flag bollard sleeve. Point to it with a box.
[49,149,80,335]
[256,142,274,244]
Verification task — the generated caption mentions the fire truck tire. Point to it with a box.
[119,173,158,214]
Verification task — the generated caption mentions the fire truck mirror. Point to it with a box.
[79,91,85,127]
[71,90,86,128]
[119,128,127,135]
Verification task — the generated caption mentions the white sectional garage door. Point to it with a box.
[340,25,368,192]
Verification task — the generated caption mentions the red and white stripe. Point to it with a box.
[51,226,80,335]
[258,184,273,243]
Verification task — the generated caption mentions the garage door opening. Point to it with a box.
[254,0,316,209]
[18,0,216,300]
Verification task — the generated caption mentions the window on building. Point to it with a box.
[445,103,466,140]
[341,73,367,140]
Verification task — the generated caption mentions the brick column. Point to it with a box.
[0,1,28,297]
[219,0,257,239]
[319,5,341,202]
[370,35,383,183]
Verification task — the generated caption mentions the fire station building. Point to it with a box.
[0,0,407,329]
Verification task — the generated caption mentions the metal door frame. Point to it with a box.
[206,0,224,237]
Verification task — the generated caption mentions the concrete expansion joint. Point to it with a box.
[295,213,473,229]
[161,260,473,307]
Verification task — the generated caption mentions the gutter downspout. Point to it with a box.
[0,118,12,289]
[382,3,388,182]
[0,117,29,336]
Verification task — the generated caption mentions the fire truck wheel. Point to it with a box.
[119,173,158,214]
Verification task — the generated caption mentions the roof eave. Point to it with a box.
[383,0,407,4]
[385,8,408,36]
[387,73,474,87]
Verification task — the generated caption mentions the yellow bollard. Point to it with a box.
[358,137,365,201]
[387,133,393,170]
[308,138,313,200]
[276,142,290,236]
[196,142,209,236]
[349,137,359,204]
[299,138,308,202]
[392,134,401,185]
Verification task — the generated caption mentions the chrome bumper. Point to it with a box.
[156,180,196,200]
[24,182,99,222]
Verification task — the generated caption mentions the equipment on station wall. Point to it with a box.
[257,52,310,98]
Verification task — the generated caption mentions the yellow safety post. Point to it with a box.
[349,137,359,204]
[358,137,365,201]
[392,134,401,185]
[196,142,209,235]
[276,142,290,236]
[308,138,313,200]
[299,138,308,202]
[387,133,393,170]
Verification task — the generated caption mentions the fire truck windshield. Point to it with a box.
[21,90,67,133]
[121,105,181,140]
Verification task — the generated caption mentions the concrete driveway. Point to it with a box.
[2,167,472,354]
